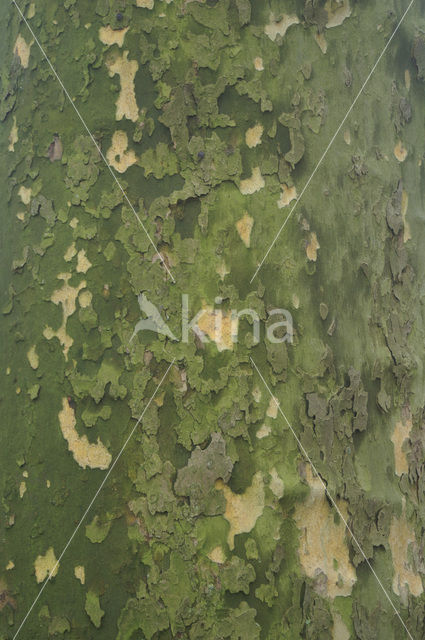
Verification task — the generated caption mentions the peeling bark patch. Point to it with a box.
[99,26,129,47]
[389,502,423,598]
[48,135,63,162]
[236,212,253,247]
[306,232,320,261]
[106,52,139,122]
[106,130,137,173]
[391,418,412,476]
[245,124,263,148]
[216,472,265,550]
[58,398,112,470]
[239,167,265,195]
[34,547,59,583]
[314,33,328,54]
[294,467,356,598]
[43,274,86,360]
[324,0,351,28]
[278,183,297,208]
[394,140,407,162]
[265,14,299,42]
[14,34,32,68]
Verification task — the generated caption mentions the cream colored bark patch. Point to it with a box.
[236,212,253,247]
[405,69,411,91]
[394,140,407,162]
[74,565,85,584]
[240,167,265,195]
[332,612,350,640]
[266,396,279,418]
[58,397,112,470]
[64,242,77,262]
[256,424,271,439]
[6,561,14,571]
[79,290,93,308]
[216,472,265,550]
[27,345,39,370]
[306,232,320,261]
[8,117,18,152]
[136,0,154,7]
[106,51,139,122]
[401,189,411,242]
[106,130,137,173]
[265,14,299,41]
[269,468,284,499]
[343,129,351,145]
[245,124,263,148]
[391,417,412,476]
[76,249,92,274]
[14,34,32,68]
[278,183,297,208]
[294,467,356,598]
[216,261,230,281]
[254,57,264,71]
[324,0,351,28]
[34,548,59,583]
[18,186,31,205]
[99,26,129,47]
[389,501,423,597]
[197,307,236,351]
[208,546,226,564]
[43,273,86,360]
[19,482,26,498]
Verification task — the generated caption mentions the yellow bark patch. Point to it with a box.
[306,232,320,261]
[106,51,139,122]
[239,167,265,195]
[332,612,350,640]
[391,417,412,476]
[64,242,77,262]
[76,249,92,274]
[216,472,265,550]
[394,140,407,162]
[401,189,411,243]
[27,345,39,370]
[265,14,299,41]
[74,565,85,584]
[236,212,253,247]
[18,186,31,205]
[34,547,59,583]
[6,561,14,571]
[389,501,423,598]
[269,468,284,499]
[8,117,18,152]
[136,0,154,7]
[278,183,297,208]
[78,290,93,308]
[254,57,264,71]
[324,0,351,28]
[14,34,32,68]
[245,124,263,148]
[292,293,300,309]
[58,397,112,470]
[197,307,235,351]
[294,466,356,598]
[314,32,328,54]
[106,130,138,173]
[208,546,226,564]
[19,482,26,498]
[99,25,129,47]
[43,273,86,360]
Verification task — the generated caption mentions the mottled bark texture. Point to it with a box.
[1,1,425,638]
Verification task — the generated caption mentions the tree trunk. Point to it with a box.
[1,1,425,638]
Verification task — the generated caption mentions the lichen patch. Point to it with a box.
[239,167,265,195]
[294,466,356,598]
[34,547,59,583]
[236,212,253,247]
[245,124,263,148]
[27,345,39,370]
[106,51,139,122]
[43,273,86,360]
[216,472,265,549]
[58,397,112,470]
[265,14,299,41]
[278,183,297,208]
[391,417,412,476]
[14,34,32,68]
[99,26,129,47]
[306,232,320,261]
[389,501,423,598]
[106,130,137,173]
[394,140,407,162]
